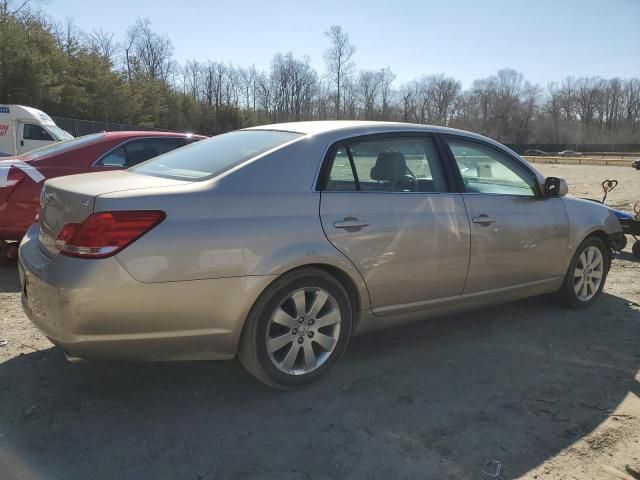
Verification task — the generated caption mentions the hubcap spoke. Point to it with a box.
[590,270,603,279]
[307,290,329,318]
[281,343,301,370]
[291,290,306,318]
[574,277,584,294]
[267,333,294,353]
[313,332,336,351]
[271,307,299,329]
[579,252,588,269]
[314,309,340,329]
[303,342,316,370]
[579,281,588,299]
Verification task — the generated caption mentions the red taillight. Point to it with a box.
[56,210,166,258]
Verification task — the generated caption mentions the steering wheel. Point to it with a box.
[391,174,419,192]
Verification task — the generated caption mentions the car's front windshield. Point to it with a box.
[21,133,104,160]
[131,129,303,181]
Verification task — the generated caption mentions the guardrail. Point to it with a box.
[523,156,632,167]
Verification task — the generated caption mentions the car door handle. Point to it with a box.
[472,215,496,226]
[333,217,369,231]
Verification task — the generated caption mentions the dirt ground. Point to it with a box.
[0,163,639,480]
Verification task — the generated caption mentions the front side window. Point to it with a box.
[325,136,447,193]
[132,130,302,181]
[23,124,54,141]
[124,138,180,166]
[447,138,537,196]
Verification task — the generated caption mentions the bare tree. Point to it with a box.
[88,28,118,64]
[0,0,34,16]
[124,18,173,82]
[430,74,461,125]
[379,67,396,119]
[324,25,355,119]
[356,70,381,119]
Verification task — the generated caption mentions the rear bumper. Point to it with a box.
[19,224,275,361]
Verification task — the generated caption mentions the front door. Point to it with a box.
[18,123,54,154]
[445,136,569,294]
[319,135,471,314]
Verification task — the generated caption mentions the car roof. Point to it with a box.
[99,131,206,140]
[246,120,490,140]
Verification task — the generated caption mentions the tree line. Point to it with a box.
[1,2,639,144]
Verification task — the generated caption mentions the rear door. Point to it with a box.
[18,123,55,154]
[319,134,471,314]
[444,136,569,294]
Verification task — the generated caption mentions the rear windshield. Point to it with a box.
[130,130,302,181]
[23,133,103,160]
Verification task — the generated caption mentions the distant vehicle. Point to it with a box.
[18,121,623,389]
[632,159,640,170]
[557,150,582,157]
[0,131,205,251]
[0,105,73,157]
[524,149,547,156]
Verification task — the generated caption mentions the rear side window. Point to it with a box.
[97,138,185,168]
[99,146,126,167]
[324,136,447,193]
[131,130,302,180]
[23,124,54,141]
[447,138,537,196]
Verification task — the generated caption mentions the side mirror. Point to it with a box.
[544,177,568,197]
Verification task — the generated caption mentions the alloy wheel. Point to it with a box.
[266,287,341,375]
[573,245,604,301]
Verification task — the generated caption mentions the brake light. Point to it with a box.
[56,210,166,258]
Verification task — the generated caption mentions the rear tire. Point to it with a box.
[238,268,352,390]
[632,240,640,259]
[556,236,609,309]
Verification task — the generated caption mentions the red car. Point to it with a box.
[0,131,205,258]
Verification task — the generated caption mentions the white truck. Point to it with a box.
[0,105,73,157]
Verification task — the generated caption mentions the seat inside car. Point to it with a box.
[369,151,413,191]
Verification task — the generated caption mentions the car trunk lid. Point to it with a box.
[38,171,189,255]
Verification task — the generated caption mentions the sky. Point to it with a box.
[46,0,639,88]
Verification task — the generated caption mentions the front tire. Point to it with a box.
[238,268,352,390]
[557,236,610,309]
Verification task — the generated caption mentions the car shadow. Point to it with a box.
[0,262,20,293]
[1,287,639,479]
[615,249,640,263]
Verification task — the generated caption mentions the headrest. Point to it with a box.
[370,152,407,182]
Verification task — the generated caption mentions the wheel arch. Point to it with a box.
[248,262,366,338]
